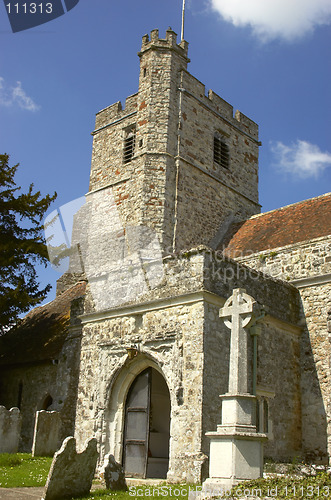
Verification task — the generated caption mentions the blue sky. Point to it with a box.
[1,0,331,303]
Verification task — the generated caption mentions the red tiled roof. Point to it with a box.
[222,193,331,258]
[0,281,86,366]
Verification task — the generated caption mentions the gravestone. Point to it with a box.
[42,436,98,500]
[32,410,61,457]
[101,453,127,490]
[0,406,22,453]
[203,288,267,494]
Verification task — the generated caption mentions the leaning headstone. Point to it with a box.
[32,410,61,457]
[101,454,127,491]
[0,406,22,453]
[42,436,98,500]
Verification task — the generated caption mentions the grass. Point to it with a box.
[1,454,331,499]
[0,453,53,487]
[68,485,193,500]
[0,455,193,498]
[227,471,331,499]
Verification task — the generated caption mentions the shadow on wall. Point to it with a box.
[0,285,85,453]
[300,302,328,464]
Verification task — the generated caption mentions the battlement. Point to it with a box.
[94,93,138,132]
[180,70,259,140]
[138,28,189,62]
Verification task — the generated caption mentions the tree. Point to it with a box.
[0,153,57,333]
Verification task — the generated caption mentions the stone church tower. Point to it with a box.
[88,28,260,254]
[0,28,330,484]
[66,29,306,482]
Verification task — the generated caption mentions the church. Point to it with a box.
[0,28,330,484]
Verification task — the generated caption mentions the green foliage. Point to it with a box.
[0,456,193,498]
[0,453,52,487]
[1,454,330,500]
[0,453,22,467]
[70,485,192,500]
[228,471,331,499]
[0,153,57,332]
[69,492,113,500]
[258,251,278,263]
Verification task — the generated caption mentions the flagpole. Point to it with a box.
[181,0,186,41]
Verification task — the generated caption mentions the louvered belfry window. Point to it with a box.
[214,134,230,169]
[123,126,136,164]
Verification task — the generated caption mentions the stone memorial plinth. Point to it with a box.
[202,289,267,494]
[204,394,267,492]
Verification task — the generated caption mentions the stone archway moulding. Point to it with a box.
[101,349,172,466]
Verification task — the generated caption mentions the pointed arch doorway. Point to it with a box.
[122,367,171,479]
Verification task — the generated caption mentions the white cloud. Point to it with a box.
[0,77,40,111]
[0,77,11,107]
[271,140,331,178]
[209,0,331,41]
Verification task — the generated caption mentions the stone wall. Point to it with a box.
[174,160,259,252]
[200,250,302,461]
[300,283,331,462]
[234,236,331,282]
[79,247,300,323]
[0,334,81,452]
[201,250,301,326]
[74,300,206,483]
[74,249,303,481]
[54,334,82,441]
[87,29,261,255]
[202,303,302,462]
[232,236,331,462]
[0,363,58,451]
[177,68,259,202]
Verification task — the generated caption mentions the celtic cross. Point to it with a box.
[219,288,255,395]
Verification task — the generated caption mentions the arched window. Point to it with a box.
[41,394,53,411]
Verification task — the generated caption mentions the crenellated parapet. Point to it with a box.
[180,70,259,140]
[139,27,189,62]
[94,93,138,132]
[89,27,260,251]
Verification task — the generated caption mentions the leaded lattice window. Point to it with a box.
[123,126,136,164]
[214,134,230,169]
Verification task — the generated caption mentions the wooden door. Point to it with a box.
[123,368,151,478]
